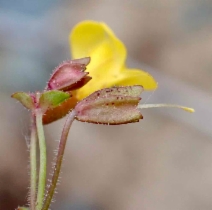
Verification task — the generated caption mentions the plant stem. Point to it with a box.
[36,108,47,210]
[42,110,76,210]
[30,114,37,210]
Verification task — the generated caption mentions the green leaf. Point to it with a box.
[39,90,71,112]
[11,92,34,110]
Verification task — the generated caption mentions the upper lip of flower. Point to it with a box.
[69,20,158,100]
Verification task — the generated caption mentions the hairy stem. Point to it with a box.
[42,110,76,210]
[30,114,37,210]
[36,109,47,210]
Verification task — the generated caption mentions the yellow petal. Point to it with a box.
[114,68,158,90]
[75,74,118,100]
[70,20,126,77]
[75,67,157,99]
[70,20,158,100]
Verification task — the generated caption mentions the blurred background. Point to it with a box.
[0,0,212,209]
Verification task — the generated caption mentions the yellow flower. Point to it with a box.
[43,20,194,125]
[69,20,158,100]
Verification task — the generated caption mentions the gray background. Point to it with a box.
[0,0,211,209]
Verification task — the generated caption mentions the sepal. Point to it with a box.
[75,86,143,125]
[11,92,35,110]
[46,57,91,91]
[39,90,71,112]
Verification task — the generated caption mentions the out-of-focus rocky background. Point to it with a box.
[0,0,211,209]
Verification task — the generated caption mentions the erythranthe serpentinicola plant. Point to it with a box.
[12,21,194,210]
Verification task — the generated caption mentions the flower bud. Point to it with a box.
[46,57,91,91]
